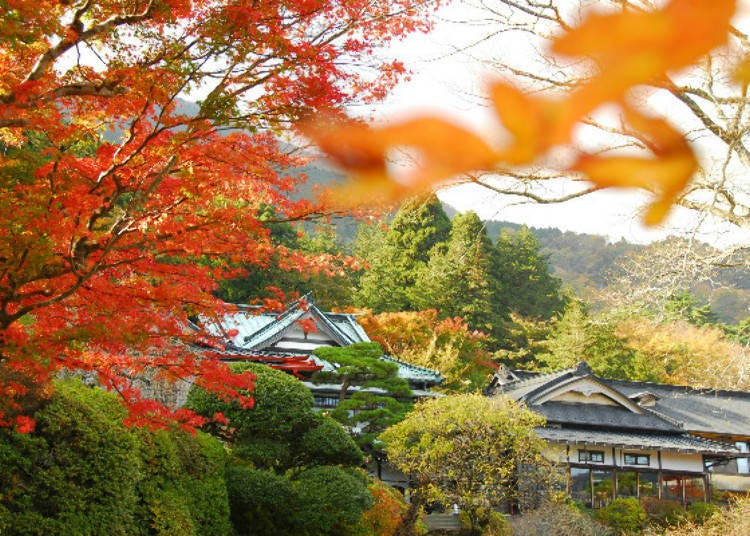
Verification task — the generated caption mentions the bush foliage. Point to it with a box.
[0,379,230,535]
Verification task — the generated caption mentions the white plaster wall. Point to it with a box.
[568,446,704,472]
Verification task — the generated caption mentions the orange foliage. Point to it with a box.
[303,0,738,225]
[0,0,433,430]
[615,317,750,391]
[360,480,409,536]
[359,310,494,391]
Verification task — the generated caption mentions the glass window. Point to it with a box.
[617,471,637,497]
[578,450,604,463]
[684,477,705,504]
[736,442,749,474]
[570,467,591,507]
[662,475,684,503]
[592,469,614,508]
[623,453,650,466]
[313,395,339,408]
[638,472,659,497]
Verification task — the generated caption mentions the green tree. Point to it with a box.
[355,194,451,312]
[380,394,553,534]
[537,300,660,382]
[186,362,373,535]
[216,205,303,304]
[312,343,413,447]
[225,465,298,536]
[0,380,141,535]
[664,289,719,327]
[411,211,497,336]
[297,225,358,310]
[493,226,565,319]
[293,466,375,536]
[312,342,411,403]
[186,361,363,471]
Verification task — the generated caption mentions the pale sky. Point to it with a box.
[369,2,750,248]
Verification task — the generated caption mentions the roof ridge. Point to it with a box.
[605,376,750,398]
[380,354,441,375]
[505,365,576,388]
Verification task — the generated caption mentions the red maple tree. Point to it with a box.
[0,0,435,430]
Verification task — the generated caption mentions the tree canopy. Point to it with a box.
[380,393,553,533]
[0,0,435,429]
[305,0,747,235]
[185,362,384,535]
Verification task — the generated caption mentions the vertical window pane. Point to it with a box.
[617,472,637,497]
[639,472,659,497]
[684,477,705,504]
[662,475,683,503]
[592,469,614,508]
[736,442,749,474]
[570,467,591,507]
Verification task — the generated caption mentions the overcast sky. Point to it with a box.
[370,2,750,248]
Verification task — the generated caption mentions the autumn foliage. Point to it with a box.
[0,0,434,430]
[304,0,741,226]
[358,310,495,391]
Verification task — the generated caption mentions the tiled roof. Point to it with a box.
[493,362,750,439]
[535,402,682,433]
[537,427,738,455]
[380,355,443,384]
[325,312,371,344]
[497,367,574,400]
[605,379,750,438]
[201,295,371,351]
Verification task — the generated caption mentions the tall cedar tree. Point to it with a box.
[0,0,435,430]
[356,194,450,311]
[493,226,564,320]
[412,211,499,336]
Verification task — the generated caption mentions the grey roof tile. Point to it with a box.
[536,427,738,455]
[535,402,682,432]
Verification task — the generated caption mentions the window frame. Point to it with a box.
[578,450,605,463]
[623,453,650,466]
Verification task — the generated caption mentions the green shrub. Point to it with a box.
[641,497,689,529]
[293,466,375,536]
[136,427,231,536]
[661,497,750,536]
[0,379,142,535]
[594,497,646,535]
[509,500,609,535]
[299,413,363,467]
[226,465,299,536]
[0,379,231,536]
[686,501,719,524]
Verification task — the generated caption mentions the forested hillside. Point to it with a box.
[444,203,750,324]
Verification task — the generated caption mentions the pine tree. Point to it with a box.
[492,226,565,319]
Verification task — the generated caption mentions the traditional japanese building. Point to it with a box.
[485,362,750,507]
[196,293,443,403]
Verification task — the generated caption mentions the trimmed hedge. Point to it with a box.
[0,379,230,535]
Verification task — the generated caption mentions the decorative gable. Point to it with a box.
[530,377,646,414]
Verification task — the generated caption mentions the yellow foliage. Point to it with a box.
[661,497,750,536]
[615,317,750,390]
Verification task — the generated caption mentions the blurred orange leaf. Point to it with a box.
[303,0,737,225]
[573,108,697,225]
[302,117,498,206]
[555,0,735,115]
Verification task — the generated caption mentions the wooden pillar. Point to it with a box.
[657,450,663,500]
